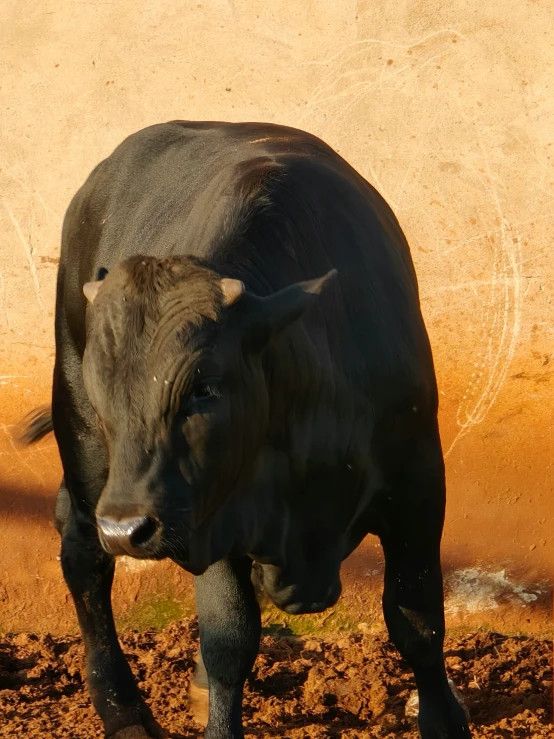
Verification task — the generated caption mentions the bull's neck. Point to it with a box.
[263,327,362,474]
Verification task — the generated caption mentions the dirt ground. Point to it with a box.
[0,619,551,739]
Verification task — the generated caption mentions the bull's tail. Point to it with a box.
[17,406,54,446]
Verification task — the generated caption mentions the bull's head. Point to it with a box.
[82,256,336,573]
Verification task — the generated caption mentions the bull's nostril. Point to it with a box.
[130,516,158,547]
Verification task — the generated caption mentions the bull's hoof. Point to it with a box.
[188,681,209,727]
[111,727,151,739]
[405,679,470,722]
[111,725,168,739]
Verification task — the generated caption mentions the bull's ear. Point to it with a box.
[83,267,109,304]
[246,269,337,346]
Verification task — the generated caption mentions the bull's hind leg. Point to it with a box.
[56,487,164,739]
[377,426,471,739]
[194,557,261,739]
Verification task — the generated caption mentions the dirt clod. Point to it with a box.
[0,619,551,738]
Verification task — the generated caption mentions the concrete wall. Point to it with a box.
[1,0,552,634]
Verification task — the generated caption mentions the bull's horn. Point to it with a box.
[83,280,104,303]
[83,266,109,304]
[220,278,244,306]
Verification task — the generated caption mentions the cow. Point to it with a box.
[20,120,470,739]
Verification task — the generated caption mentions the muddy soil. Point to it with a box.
[0,619,551,738]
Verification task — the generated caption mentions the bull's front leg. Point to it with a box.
[59,488,164,739]
[193,557,261,739]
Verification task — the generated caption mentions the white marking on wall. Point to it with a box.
[444,130,523,458]
[444,567,542,616]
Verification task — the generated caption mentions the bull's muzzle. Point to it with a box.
[96,515,160,557]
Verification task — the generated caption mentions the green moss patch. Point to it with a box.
[260,601,361,637]
[116,592,196,632]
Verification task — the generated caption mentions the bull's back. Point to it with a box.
[60,121,435,404]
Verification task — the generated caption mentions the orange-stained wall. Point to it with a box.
[0,0,552,634]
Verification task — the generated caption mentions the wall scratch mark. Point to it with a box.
[444,131,523,458]
[0,270,13,332]
[302,29,467,68]
[2,198,45,313]
[289,28,467,211]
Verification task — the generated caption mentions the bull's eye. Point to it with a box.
[191,383,221,403]
[180,381,222,421]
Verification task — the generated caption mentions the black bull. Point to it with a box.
[21,121,470,739]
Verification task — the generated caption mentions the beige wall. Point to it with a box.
[1,0,552,633]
